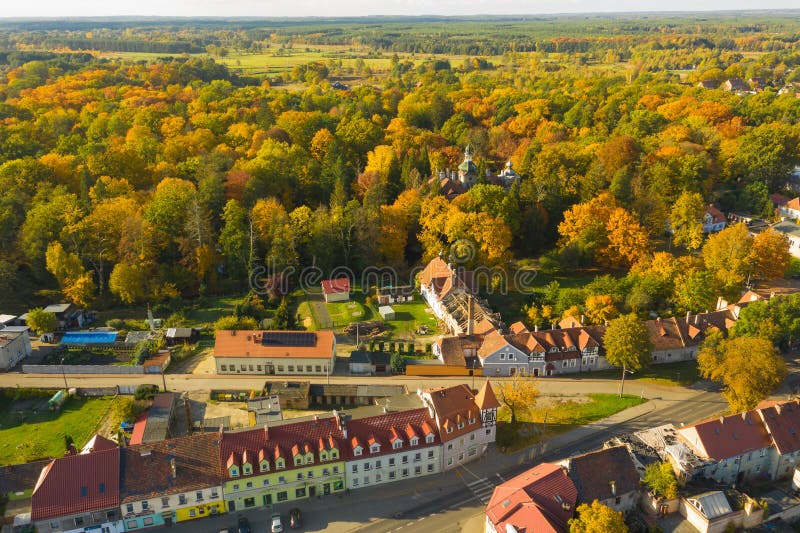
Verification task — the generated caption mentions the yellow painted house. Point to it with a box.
[220,421,346,512]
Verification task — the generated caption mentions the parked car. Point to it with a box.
[237,516,251,533]
[289,508,302,529]
[271,513,284,533]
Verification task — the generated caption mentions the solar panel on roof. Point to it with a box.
[261,332,316,347]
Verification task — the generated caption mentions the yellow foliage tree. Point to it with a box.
[569,501,628,533]
[497,375,539,424]
[751,228,791,280]
[585,295,618,325]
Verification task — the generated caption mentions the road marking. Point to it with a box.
[496,473,505,482]
[466,477,489,488]
[406,522,414,527]
[417,517,425,522]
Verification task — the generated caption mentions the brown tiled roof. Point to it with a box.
[509,321,530,335]
[422,384,483,443]
[121,433,224,503]
[214,330,335,359]
[437,335,481,366]
[32,448,120,521]
[567,446,639,504]
[677,412,772,460]
[558,316,584,329]
[417,257,475,300]
[478,329,511,358]
[705,205,726,224]
[486,463,576,533]
[771,193,791,207]
[345,408,440,458]
[757,401,800,455]
[475,380,501,410]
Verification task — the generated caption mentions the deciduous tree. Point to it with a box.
[26,308,58,334]
[751,228,791,280]
[569,501,628,533]
[497,375,539,424]
[604,314,652,396]
[670,191,705,250]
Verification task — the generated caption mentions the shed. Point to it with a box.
[0,315,16,327]
[164,327,199,346]
[378,305,396,320]
[321,278,350,302]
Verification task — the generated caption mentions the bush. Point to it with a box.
[134,384,159,401]
[644,462,678,499]
[390,352,406,374]
[214,315,258,331]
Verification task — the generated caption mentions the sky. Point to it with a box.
[2,0,799,18]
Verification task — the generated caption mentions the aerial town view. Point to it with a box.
[2,2,800,532]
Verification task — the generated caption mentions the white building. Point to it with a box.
[0,330,32,371]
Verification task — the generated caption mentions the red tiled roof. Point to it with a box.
[705,205,726,224]
[486,463,576,533]
[787,197,800,211]
[321,278,350,295]
[566,446,639,504]
[417,257,475,300]
[757,401,800,455]
[121,433,224,503]
[81,434,118,454]
[422,384,482,443]
[344,408,440,459]
[32,448,120,521]
[129,411,148,446]
[509,321,530,335]
[214,330,335,359]
[771,193,791,207]
[677,412,772,460]
[475,380,501,410]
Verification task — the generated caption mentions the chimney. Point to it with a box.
[467,295,474,336]
[695,314,699,325]
[610,480,616,496]
[534,324,538,332]
[720,416,725,425]
[580,315,585,325]
[716,296,724,310]
[686,311,691,323]
[170,458,177,479]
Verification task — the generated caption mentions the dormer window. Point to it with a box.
[320,450,328,461]
[275,458,285,470]
[370,443,381,453]
[457,422,464,430]
[243,464,252,475]
[294,456,303,466]
[469,418,476,425]
[353,446,363,457]
[330,449,339,459]
[259,461,269,473]
[229,466,239,477]
[410,436,419,446]
[425,434,434,444]
[305,456,313,465]
[446,426,453,434]
[392,440,402,450]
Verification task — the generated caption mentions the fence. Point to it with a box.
[22,364,146,374]
[405,364,483,377]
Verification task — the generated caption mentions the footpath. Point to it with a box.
[173,399,659,533]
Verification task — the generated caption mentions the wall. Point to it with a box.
[405,364,482,377]
[346,443,440,490]
[216,356,332,375]
[23,364,145,374]
[0,333,32,371]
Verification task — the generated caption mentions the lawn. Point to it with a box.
[496,393,646,452]
[326,300,373,327]
[378,301,439,337]
[0,396,113,465]
[585,360,701,387]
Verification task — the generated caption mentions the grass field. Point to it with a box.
[326,299,373,327]
[0,396,113,465]
[378,301,439,337]
[585,360,701,387]
[497,393,646,452]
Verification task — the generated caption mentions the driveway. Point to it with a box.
[307,293,333,329]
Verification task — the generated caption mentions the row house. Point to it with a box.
[419,381,499,470]
[219,418,347,512]
[120,433,225,531]
[344,408,441,489]
[646,309,738,364]
[562,446,641,515]
[31,436,124,533]
[478,323,608,377]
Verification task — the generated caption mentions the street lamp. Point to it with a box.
[60,356,69,391]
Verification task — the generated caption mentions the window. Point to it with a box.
[402,468,409,477]
[376,473,382,482]
[315,365,322,372]
[142,517,154,526]
[260,461,269,472]
[306,456,313,465]
[179,495,187,505]
[352,464,358,473]
[364,462,371,471]
[126,504,134,513]
[353,478,360,487]
[323,468,330,476]
[161,497,169,508]
[308,470,314,478]
[257,365,262,372]
[50,522,60,530]
[295,487,306,498]
[126,520,137,529]
[562,360,568,368]
[248,365,254,371]
[457,422,464,430]
[246,481,253,489]
[331,450,339,459]
[363,476,370,485]
[393,441,402,450]
[414,453,421,462]
[486,429,492,435]
[277,491,288,502]
[426,434,434,444]
[447,444,453,450]
[189,509,197,517]
[263,479,270,486]
[389,458,396,466]
[278,476,286,483]
[211,489,218,498]
[468,418,476,425]
[470,434,475,441]
[240,364,246,371]
[389,471,396,480]
[402,455,408,464]
[306,365,312,372]
[414,466,421,475]
[221,365,227,371]
[428,450,434,459]
[447,458,453,466]
[427,464,434,473]
[244,497,256,508]
[468,448,477,457]
[458,453,464,461]
[229,466,239,477]
[353,447,363,457]
[410,436,419,446]
[297,473,304,480]
[288,365,294,372]
[500,354,506,360]
[80,486,87,497]
[615,496,621,505]
[141,501,149,510]
[74,517,84,527]
[446,426,453,434]
[375,460,382,469]
[277,365,284,372]
[333,466,340,474]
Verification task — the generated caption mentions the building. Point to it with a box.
[348,350,391,375]
[433,334,483,369]
[679,491,763,533]
[164,328,199,346]
[776,196,800,221]
[756,401,800,480]
[129,393,180,445]
[31,446,124,533]
[214,330,336,376]
[703,205,727,233]
[219,417,347,512]
[377,305,395,320]
[419,381,499,470]
[485,462,577,533]
[0,329,32,371]
[375,285,414,306]
[770,221,800,258]
[417,257,501,335]
[0,314,16,327]
[562,446,640,514]
[430,146,479,199]
[673,411,773,484]
[344,408,441,490]
[321,278,350,303]
[120,433,225,530]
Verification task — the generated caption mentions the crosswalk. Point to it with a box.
[465,476,496,504]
